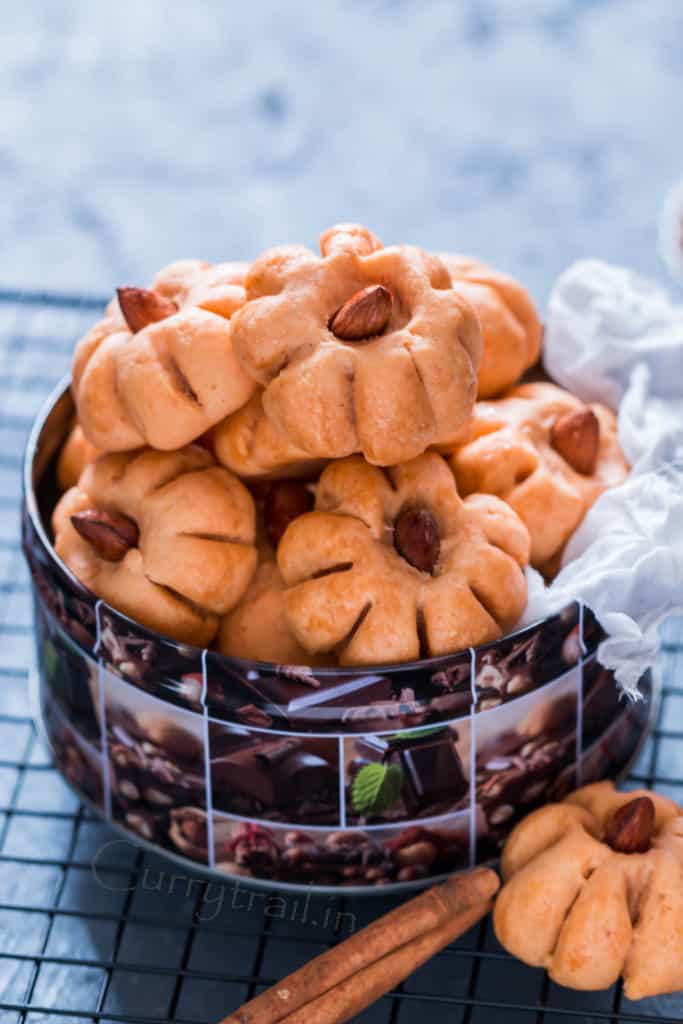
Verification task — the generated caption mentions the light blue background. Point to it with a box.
[2,0,682,301]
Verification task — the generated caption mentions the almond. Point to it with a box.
[394,506,440,574]
[550,407,600,475]
[394,840,438,868]
[179,812,208,845]
[264,480,314,548]
[117,287,178,334]
[71,508,139,561]
[604,795,655,853]
[329,284,392,341]
[384,826,427,853]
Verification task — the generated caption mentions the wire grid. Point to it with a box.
[0,287,681,1024]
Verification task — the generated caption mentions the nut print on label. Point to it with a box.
[211,814,471,888]
[474,666,581,859]
[102,667,208,862]
[472,602,600,712]
[41,691,105,810]
[96,605,206,713]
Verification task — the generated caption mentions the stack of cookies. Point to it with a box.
[53,224,628,666]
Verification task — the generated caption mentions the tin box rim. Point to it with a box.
[24,376,573,676]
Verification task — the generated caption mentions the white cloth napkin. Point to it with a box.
[523,260,683,696]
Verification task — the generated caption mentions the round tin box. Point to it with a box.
[23,380,655,893]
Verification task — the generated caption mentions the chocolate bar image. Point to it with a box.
[347,728,469,822]
[213,653,477,733]
[228,668,445,732]
[385,729,468,816]
[211,732,340,824]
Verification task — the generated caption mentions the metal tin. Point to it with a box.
[23,380,656,893]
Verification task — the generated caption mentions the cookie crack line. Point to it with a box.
[469,583,499,625]
[545,871,596,966]
[145,575,216,621]
[160,352,202,405]
[311,561,354,580]
[484,537,520,560]
[378,466,398,492]
[403,341,437,432]
[178,531,253,547]
[320,507,375,534]
[416,605,430,659]
[148,464,211,494]
[334,600,372,659]
[625,864,652,929]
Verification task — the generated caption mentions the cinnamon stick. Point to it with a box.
[280,895,492,1024]
[222,867,499,1024]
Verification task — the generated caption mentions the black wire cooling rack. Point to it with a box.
[0,287,681,1024]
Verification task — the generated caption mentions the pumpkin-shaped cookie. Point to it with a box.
[277,452,530,666]
[72,259,257,451]
[53,447,257,646]
[217,559,320,665]
[441,254,543,398]
[230,224,482,466]
[445,382,628,572]
[214,391,324,480]
[217,477,318,664]
[57,424,101,491]
[495,781,683,1000]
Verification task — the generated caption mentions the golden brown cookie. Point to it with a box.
[217,559,319,665]
[72,260,257,451]
[277,452,530,666]
[445,382,628,572]
[495,781,683,1000]
[218,476,325,664]
[230,224,482,465]
[441,255,543,398]
[213,392,324,479]
[57,424,101,491]
[53,447,257,646]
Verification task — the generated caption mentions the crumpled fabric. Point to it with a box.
[522,260,683,696]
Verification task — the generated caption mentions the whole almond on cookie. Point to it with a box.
[394,506,441,574]
[550,407,600,475]
[117,287,178,334]
[71,508,139,561]
[329,284,393,341]
[604,796,656,853]
[264,481,314,548]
